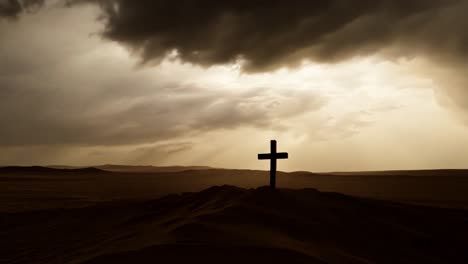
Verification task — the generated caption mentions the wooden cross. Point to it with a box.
[258,140,288,189]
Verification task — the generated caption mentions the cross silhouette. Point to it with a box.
[258,140,288,189]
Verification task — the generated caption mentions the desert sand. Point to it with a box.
[1,166,468,263]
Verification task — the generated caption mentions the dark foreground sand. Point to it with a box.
[2,167,468,263]
[1,185,468,264]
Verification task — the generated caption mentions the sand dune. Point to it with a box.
[1,185,467,263]
[2,167,468,212]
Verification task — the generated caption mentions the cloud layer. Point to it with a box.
[0,5,325,147]
[68,0,468,118]
[3,1,468,170]
[68,0,467,72]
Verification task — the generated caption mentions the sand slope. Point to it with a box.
[1,186,467,264]
[2,167,468,212]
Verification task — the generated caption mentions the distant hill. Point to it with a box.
[0,166,104,174]
[94,164,214,173]
[324,169,468,177]
[2,186,467,264]
[0,166,58,173]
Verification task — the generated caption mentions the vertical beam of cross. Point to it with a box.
[270,140,277,188]
[258,140,288,189]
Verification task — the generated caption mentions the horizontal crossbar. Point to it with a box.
[258,152,288,160]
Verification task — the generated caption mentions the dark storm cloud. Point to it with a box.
[69,0,467,71]
[0,4,326,149]
[0,0,44,18]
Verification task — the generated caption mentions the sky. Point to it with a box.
[1,0,468,171]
